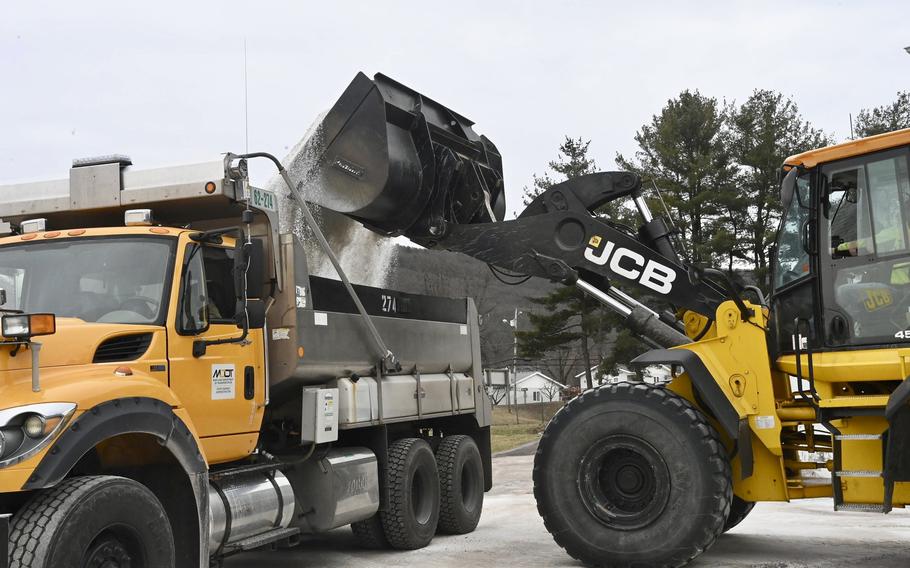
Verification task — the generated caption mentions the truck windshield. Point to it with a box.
[0,236,175,325]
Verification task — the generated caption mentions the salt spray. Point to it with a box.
[267,112,398,288]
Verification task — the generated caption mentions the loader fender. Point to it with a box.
[22,397,206,490]
[632,348,753,478]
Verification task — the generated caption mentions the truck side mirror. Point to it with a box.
[236,299,266,330]
[233,238,265,300]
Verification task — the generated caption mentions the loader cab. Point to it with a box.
[771,137,910,354]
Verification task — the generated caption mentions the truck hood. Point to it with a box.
[0,318,164,371]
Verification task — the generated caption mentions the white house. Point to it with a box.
[575,364,672,390]
[493,371,566,406]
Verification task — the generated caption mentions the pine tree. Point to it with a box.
[726,90,831,287]
[616,90,736,266]
[516,136,614,389]
[855,91,910,138]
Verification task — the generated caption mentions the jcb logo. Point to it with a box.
[583,236,677,295]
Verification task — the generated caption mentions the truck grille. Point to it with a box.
[93,334,153,363]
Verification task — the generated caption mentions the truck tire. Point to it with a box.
[9,475,175,568]
[723,495,755,532]
[350,514,388,549]
[436,435,484,534]
[380,438,440,550]
[533,382,731,568]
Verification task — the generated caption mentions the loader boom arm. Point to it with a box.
[428,172,726,347]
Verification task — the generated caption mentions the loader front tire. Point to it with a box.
[722,495,755,532]
[9,475,175,568]
[533,382,731,568]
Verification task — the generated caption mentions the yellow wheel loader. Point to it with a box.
[301,72,910,567]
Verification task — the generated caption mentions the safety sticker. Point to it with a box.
[314,312,328,326]
[754,415,775,430]
[460,325,468,335]
[211,364,236,400]
[296,285,307,308]
[272,328,290,341]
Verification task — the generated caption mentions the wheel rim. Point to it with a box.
[82,526,146,568]
[410,466,433,525]
[460,459,480,513]
[577,434,671,530]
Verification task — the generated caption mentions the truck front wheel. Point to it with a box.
[533,382,731,567]
[380,438,440,550]
[9,475,175,568]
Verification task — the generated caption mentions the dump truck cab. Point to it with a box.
[0,151,493,568]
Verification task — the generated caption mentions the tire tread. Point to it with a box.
[533,381,732,568]
[9,476,134,568]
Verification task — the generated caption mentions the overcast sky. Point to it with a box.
[2,1,908,213]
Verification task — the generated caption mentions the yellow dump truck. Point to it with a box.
[0,146,493,567]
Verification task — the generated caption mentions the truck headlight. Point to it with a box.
[0,402,75,468]
[1,313,56,339]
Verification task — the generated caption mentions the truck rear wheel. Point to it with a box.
[380,438,440,550]
[350,513,388,549]
[533,382,731,568]
[723,495,755,532]
[9,475,175,568]
[436,435,484,534]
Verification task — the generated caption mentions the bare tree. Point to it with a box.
[541,381,561,402]
[485,385,508,405]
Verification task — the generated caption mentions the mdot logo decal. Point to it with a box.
[211,364,236,400]
[583,235,676,294]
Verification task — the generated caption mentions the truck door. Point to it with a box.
[167,241,266,463]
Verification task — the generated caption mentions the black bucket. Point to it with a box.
[291,72,505,242]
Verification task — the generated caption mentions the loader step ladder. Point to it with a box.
[791,322,891,514]
[835,503,887,513]
[833,470,883,478]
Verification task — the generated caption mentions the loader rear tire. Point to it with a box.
[722,495,755,532]
[436,435,484,534]
[351,513,388,549]
[9,475,175,568]
[533,382,731,568]
[380,438,440,550]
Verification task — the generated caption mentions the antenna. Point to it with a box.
[243,38,249,153]
[849,113,855,140]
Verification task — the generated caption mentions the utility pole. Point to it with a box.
[504,307,523,422]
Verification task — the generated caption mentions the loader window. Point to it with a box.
[773,174,812,289]
[822,149,910,345]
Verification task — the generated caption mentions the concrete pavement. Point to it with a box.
[227,447,909,568]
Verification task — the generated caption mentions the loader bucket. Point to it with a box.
[290,72,505,242]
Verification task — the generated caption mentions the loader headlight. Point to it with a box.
[0,402,76,468]
[1,313,56,339]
